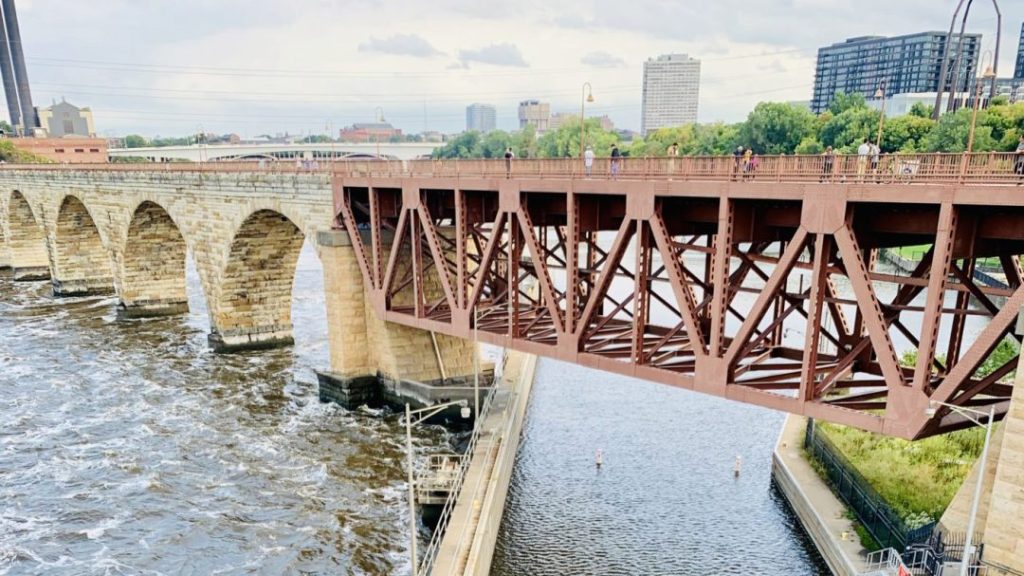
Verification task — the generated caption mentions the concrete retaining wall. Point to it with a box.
[772,415,869,576]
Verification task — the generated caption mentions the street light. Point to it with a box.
[372,107,387,160]
[966,53,997,155]
[580,82,593,159]
[874,79,888,150]
[924,399,1003,576]
[404,399,470,576]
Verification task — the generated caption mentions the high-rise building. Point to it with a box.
[517,100,551,133]
[465,103,496,133]
[641,54,701,136]
[811,32,981,114]
[1015,23,1024,79]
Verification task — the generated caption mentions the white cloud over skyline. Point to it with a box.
[13,0,1024,137]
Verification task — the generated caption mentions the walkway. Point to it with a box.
[423,349,537,576]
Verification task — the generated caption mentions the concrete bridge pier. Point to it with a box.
[316,229,482,411]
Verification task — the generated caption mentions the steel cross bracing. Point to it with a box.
[334,176,1024,440]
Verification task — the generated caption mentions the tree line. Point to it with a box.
[433,94,1024,159]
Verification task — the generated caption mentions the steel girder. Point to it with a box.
[334,177,1024,440]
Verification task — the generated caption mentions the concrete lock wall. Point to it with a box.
[939,345,1024,575]
[0,169,476,391]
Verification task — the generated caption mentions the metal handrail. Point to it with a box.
[4,152,1024,186]
[417,367,504,575]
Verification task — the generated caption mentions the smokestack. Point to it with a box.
[1,0,33,134]
[0,3,20,132]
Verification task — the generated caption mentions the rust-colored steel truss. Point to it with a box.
[334,176,1024,440]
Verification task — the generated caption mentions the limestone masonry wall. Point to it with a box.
[0,169,477,385]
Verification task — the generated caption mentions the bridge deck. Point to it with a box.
[331,153,1024,440]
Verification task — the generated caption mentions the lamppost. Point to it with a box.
[404,399,471,576]
[924,400,1002,576]
[874,79,888,150]
[966,54,997,155]
[375,107,386,160]
[579,82,593,159]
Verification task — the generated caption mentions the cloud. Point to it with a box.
[456,43,528,68]
[581,51,626,68]
[358,34,442,57]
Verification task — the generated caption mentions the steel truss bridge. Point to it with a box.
[335,153,1024,439]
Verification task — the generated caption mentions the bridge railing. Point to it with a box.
[2,152,1022,185]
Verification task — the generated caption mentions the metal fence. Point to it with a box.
[804,419,936,551]
[4,152,1024,186]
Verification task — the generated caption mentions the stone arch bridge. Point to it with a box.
[0,165,476,392]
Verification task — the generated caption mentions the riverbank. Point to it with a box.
[772,415,870,576]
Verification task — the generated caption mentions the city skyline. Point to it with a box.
[9,0,1024,137]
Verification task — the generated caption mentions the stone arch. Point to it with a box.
[52,195,114,296]
[209,209,305,352]
[5,190,49,280]
[118,201,189,318]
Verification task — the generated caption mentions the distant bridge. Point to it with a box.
[108,141,441,163]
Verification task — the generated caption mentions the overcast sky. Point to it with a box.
[12,0,1024,137]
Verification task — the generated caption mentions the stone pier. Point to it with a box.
[316,229,482,411]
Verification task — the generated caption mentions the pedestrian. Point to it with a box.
[667,141,679,176]
[821,146,835,182]
[584,145,595,178]
[610,144,621,179]
[732,146,744,181]
[742,147,753,180]
[1015,135,1024,185]
[504,147,514,179]
[750,153,760,180]
[857,138,871,181]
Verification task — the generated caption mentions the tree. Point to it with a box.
[819,107,880,153]
[921,108,997,153]
[535,118,618,158]
[635,125,697,156]
[432,131,483,158]
[738,102,816,154]
[689,122,741,155]
[879,115,935,152]
[794,137,824,155]
[908,102,933,119]
[124,134,148,148]
[829,92,867,115]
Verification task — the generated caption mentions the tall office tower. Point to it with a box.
[517,100,551,133]
[466,103,497,133]
[641,54,700,136]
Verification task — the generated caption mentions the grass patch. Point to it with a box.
[817,422,984,522]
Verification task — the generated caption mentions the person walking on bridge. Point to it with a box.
[610,144,621,179]
[857,138,871,181]
[584,145,595,178]
[666,142,679,176]
[504,147,514,179]
[821,146,835,183]
[1015,135,1024,185]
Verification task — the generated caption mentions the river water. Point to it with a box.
[7,239,976,574]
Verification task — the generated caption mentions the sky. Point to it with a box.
[11,0,1024,138]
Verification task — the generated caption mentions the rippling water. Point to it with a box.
[0,245,448,575]
[3,242,845,576]
[491,359,830,576]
